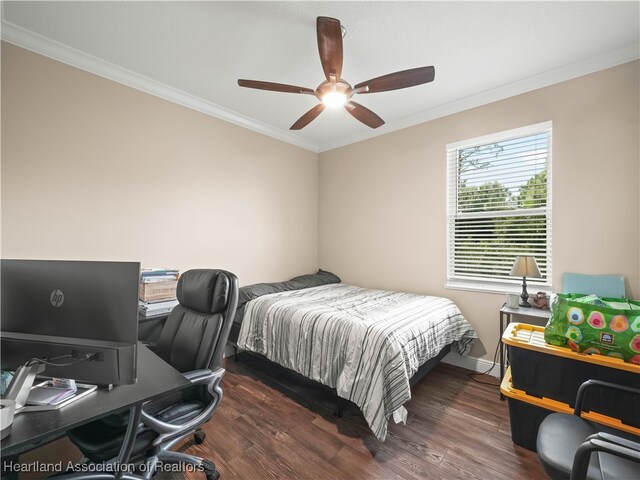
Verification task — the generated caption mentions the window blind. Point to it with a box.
[446,122,552,290]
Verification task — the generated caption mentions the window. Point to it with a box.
[446,122,552,293]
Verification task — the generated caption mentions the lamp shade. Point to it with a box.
[510,255,542,278]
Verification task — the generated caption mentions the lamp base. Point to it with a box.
[520,276,531,308]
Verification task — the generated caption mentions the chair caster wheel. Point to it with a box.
[194,430,206,444]
[202,459,219,480]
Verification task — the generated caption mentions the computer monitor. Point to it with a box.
[1,259,139,386]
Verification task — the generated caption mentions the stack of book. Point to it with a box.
[139,268,179,318]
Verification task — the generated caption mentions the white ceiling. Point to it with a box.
[2,1,639,152]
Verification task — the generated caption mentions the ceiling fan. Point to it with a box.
[238,16,435,130]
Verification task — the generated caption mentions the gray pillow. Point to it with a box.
[234,270,341,323]
[288,269,341,288]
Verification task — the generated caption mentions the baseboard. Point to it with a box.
[442,352,500,378]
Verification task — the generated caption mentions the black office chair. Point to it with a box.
[537,380,640,480]
[68,269,239,480]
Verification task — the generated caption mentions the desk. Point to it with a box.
[499,305,551,399]
[1,343,189,462]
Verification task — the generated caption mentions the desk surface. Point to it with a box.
[1,343,189,457]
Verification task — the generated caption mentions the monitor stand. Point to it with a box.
[4,362,45,411]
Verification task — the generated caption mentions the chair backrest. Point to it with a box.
[156,269,238,373]
[562,272,625,298]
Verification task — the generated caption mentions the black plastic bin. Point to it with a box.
[500,366,640,452]
[503,323,640,428]
[506,396,552,451]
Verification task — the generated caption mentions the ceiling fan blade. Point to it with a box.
[317,17,343,81]
[238,79,315,94]
[345,101,384,129]
[290,104,325,130]
[354,66,435,94]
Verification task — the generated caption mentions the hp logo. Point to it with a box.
[50,289,64,307]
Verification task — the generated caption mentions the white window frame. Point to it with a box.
[446,121,553,294]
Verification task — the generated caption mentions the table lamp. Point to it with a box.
[510,255,541,307]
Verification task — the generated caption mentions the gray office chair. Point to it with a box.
[68,269,238,480]
[537,380,640,480]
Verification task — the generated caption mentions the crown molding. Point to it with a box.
[2,18,637,156]
[319,43,640,153]
[0,20,320,153]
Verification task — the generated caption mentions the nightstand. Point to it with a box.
[499,304,551,399]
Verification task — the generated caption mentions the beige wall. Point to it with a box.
[319,61,640,360]
[1,43,318,285]
[3,43,639,362]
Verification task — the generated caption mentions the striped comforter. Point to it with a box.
[237,283,477,441]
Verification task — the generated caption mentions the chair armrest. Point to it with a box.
[182,368,222,381]
[183,369,210,379]
[142,342,158,352]
[139,367,225,436]
[182,368,224,384]
[573,380,640,416]
[570,437,640,480]
[589,432,640,452]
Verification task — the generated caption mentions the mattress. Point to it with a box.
[237,283,477,440]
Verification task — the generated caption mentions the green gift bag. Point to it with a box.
[544,293,640,364]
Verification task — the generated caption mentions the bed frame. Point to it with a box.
[229,328,452,418]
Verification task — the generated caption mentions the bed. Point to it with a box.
[229,271,477,441]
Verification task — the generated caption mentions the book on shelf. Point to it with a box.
[139,292,177,303]
[141,275,178,283]
[139,299,178,317]
[139,280,177,302]
[139,308,174,318]
[139,299,179,311]
[140,268,179,280]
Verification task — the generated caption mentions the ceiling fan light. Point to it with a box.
[322,91,347,109]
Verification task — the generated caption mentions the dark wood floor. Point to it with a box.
[175,354,547,480]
